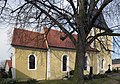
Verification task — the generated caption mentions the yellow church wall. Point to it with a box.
[49,48,76,79]
[14,46,97,80]
[87,51,111,74]
[15,47,47,80]
[96,35,112,73]
[14,44,112,80]
[84,52,100,75]
[92,53,100,74]
[49,48,98,79]
[97,50,112,73]
[89,28,112,74]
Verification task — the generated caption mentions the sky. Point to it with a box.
[0,27,11,62]
[0,0,120,63]
[0,0,23,62]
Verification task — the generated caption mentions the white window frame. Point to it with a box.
[28,54,37,70]
[85,53,90,71]
[61,54,69,72]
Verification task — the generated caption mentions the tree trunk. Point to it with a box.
[73,39,86,84]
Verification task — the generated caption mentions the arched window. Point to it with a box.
[84,56,87,70]
[62,55,68,71]
[101,59,104,69]
[29,55,35,69]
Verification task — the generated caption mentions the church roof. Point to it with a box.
[12,28,99,52]
[12,28,47,49]
[94,12,112,32]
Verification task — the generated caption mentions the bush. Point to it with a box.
[1,71,8,78]
[84,75,89,80]
[69,70,74,75]
[8,79,17,84]
[0,79,17,84]
[8,68,12,78]
[105,70,112,74]
[83,74,108,80]
[27,79,38,84]
[93,74,107,79]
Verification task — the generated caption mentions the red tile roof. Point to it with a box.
[12,28,47,49]
[5,60,12,68]
[46,29,76,49]
[45,28,99,52]
[12,28,99,52]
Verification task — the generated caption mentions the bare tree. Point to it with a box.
[0,0,120,84]
[0,60,5,69]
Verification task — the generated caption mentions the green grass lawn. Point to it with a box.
[1,72,120,84]
[14,80,73,84]
[15,77,120,84]
[86,78,119,84]
[0,78,120,84]
[39,80,73,84]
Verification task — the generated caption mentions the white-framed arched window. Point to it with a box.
[84,56,87,70]
[28,54,37,70]
[101,59,104,69]
[61,55,69,72]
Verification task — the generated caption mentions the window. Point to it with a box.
[28,55,36,70]
[84,56,87,70]
[62,55,68,71]
[101,59,104,69]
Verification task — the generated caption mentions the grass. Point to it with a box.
[39,80,73,84]
[15,77,120,84]
[1,72,120,84]
[85,78,119,84]
[14,80,73,84]
[0,78,120,84]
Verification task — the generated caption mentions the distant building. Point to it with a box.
[112,59,120,70]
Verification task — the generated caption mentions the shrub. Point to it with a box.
[83,74,107,80]
[8,79,17,84]
[0,79,17,84]
[27,79,38,84]
[93,74,107,79]
[1,71,8,78]
[84,75,89,80]
[8,68,12,78]
[69,70,74,75]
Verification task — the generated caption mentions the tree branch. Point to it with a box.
[67,0,76,14]
[96,38,110,52]
[0,0,7,15]
[87,31,120,45]
[91,0,113,26]
[25,0,77,46]
[11,3,28,13]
